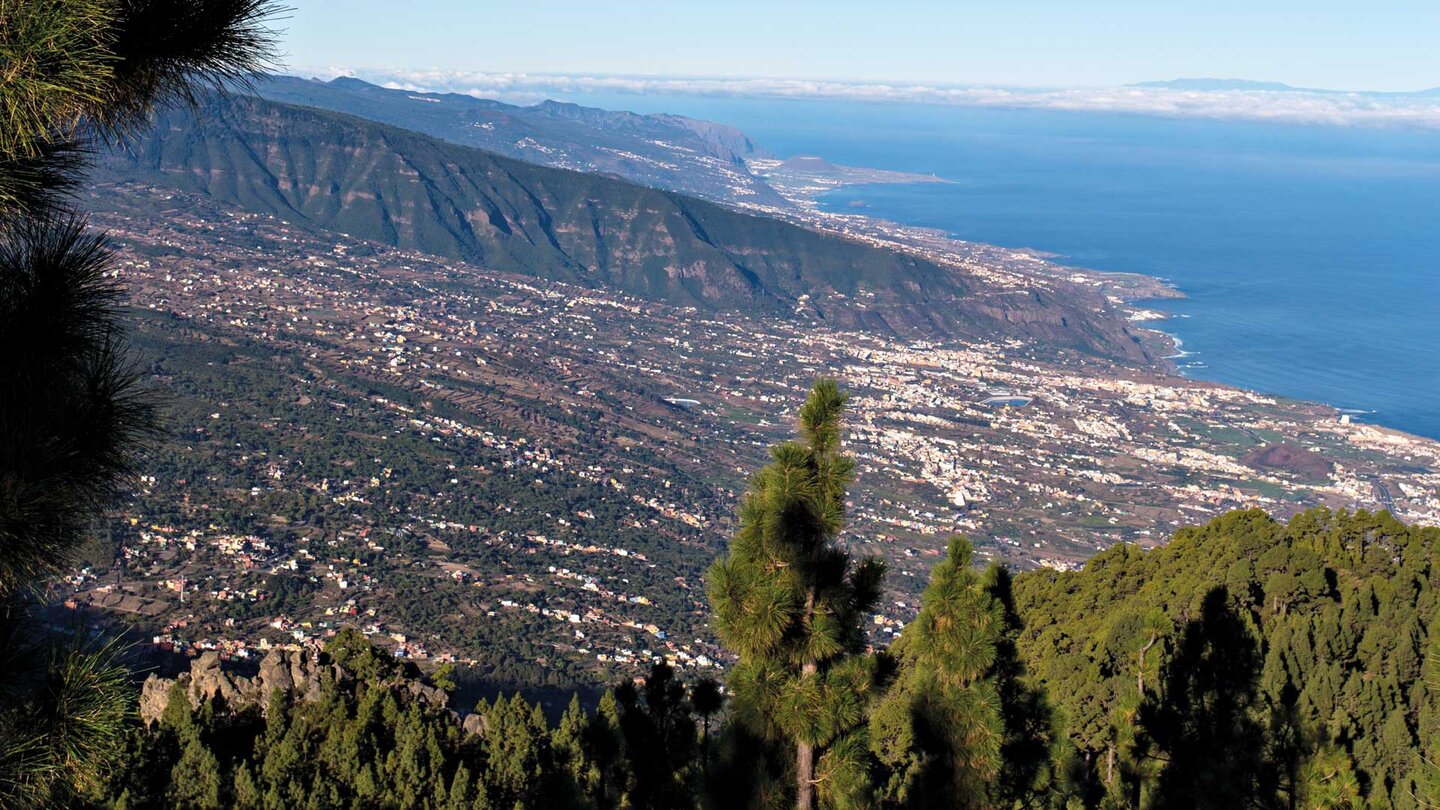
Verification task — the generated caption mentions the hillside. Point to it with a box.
[252,75,787,207]
[86,507,1440,809]
[1011,507,1440,807]
[68,181,1440,694]
[98,93,1151,359]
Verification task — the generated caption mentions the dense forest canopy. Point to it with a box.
[1012,506,1440,808]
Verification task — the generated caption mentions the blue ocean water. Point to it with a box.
[552,93,1440,439]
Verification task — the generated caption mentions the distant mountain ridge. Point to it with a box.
[1131,77,1440,96]
[1130,78,1309,92]
[251,75,789,208]
[98,93,1150,359]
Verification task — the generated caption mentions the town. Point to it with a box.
[62,180,1440,688]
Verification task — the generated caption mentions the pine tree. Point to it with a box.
[708,378,886,809]
[232,762,261,810]
[1296,746,1362,809]
[168,732,224,809]
[0,3,281,804]
[612,662,699,809]
[0,0,113,216]
[478,693,552,808]
[444,761,476,810]
[586,689,626,809]
[1415,610,1440,808]
[870,536,1004,808]
[553,693,592,790]
[691,676,724,775]
[981,563,1063,806]
[0,0,284,217]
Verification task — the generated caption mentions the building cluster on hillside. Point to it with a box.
[65,182,1440,679]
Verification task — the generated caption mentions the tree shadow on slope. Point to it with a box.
[1142,586,1277,809]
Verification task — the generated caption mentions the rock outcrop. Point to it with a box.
[139,648,450,726]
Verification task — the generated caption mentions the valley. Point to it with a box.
[62,180,1440,687]
[99,93,1151,363]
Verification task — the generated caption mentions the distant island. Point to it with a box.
[1131,77,1440,96]
[1130,78,1311,92]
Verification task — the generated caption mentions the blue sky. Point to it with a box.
[282,0,1440,91]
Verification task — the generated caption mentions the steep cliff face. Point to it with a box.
[101,94,1150,360]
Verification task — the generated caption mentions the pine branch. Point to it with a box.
[0,214,157,595]
[102,0,289,136]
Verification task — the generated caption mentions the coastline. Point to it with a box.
[748,155,951,194]
[750,173,1432,441]
[741,168,1190,366]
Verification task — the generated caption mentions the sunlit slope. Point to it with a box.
[103,94,1149,358]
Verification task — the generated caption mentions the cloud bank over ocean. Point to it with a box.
[301,67,1440,130]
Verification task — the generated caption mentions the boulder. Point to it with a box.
[257,650,294,694]
[139,674,175,726]
[405,679,449,709]
[461,712,487,737]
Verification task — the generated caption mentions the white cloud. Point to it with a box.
[294,68,1440,130]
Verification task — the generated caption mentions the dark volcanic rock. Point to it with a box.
[1243,443,1335,479]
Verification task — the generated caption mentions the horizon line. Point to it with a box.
[276,68,1440,132]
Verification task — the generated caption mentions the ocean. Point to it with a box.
[549,92,1440,440]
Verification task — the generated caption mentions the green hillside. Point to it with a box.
[77,382,1440,810]
[251,75,787,207]
[1012,507,1440,807]
[98,94,1150,359]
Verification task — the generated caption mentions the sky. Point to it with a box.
[281,0,1440,92]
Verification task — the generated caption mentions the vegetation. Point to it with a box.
[100,308,720,692]
[1012,506,1440,808]
[708,379,885,808]
[68,380,1440,810]
[0,0,281,805]
[90,631,697,810]
[868,536,1005,808]
[0,0,282,217]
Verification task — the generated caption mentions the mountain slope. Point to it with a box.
[99,93,1148,357]
[251,75,788,208]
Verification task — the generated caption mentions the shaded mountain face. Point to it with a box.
[251,75,787,208]
[99,94,1148,357]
